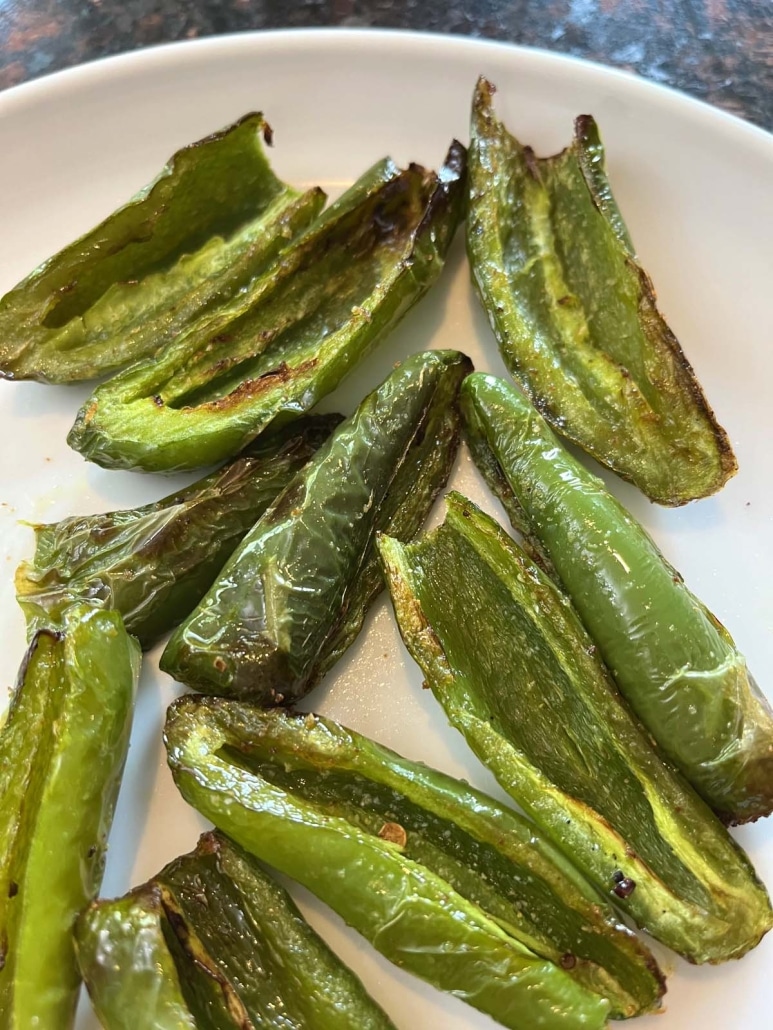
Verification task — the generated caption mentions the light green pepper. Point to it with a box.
[461,372,773,825]
[68,144,466,472]
[0,113,324,383]
[467,77,735,504]
[0,604,140,1028]
[163,699,673,1026]
[379,493,772,965]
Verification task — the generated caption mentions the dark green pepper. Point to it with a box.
[68,143,467,472]
[164,697,647,1028]
[160,349,471,704]
[461,372,773,825]
[75,830,396,1029]
[467,77,736,505]
[0,113,324,383]
[0,604,140,1028]
[378,493,773,964]
[16,415,339,648]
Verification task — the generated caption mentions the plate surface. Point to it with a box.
[1,29,772,1029]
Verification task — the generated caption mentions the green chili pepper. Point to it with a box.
[0,113,324,384]
[163,698,644,1028]
[467,77,735,505]
[67,143,466,473]
[460,372,773,825]
[0,603,140,1028]
[75,884,197,1030]
[75,830,396,1030]
[16,415,339,649]
[160,349,471,705]
[378,493,772,965]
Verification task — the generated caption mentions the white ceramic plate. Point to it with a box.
[1,29,771,1029]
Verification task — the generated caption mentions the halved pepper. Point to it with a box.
[67,143,467,472]
[75,830,396,1029]
[160,349,471,704]
[16,414,339,648]
[163,697,655,1027]
[378,493,773,964]
[0,113,325,383]
[461,372,773,825]
[467,77,735,505]
[0,603,140,1028]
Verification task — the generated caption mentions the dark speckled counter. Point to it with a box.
[0,1,771,130]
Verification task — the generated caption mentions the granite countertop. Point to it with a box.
[0,0,771,131]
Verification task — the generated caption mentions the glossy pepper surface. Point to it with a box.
[461,372,773,825]
[467,77,735,505]
[165,697,624,1029]
[76,830,396,1030]
[160,349,471,704]
[378,493,773,965]
[16,415,339,649]
[0,603,140,1028]
[68,143,467,472]
[0,113,324,383]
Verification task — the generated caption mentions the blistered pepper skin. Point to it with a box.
[162,698,673,1027]
[76,831,396,1030]
[0,604,140,1028]
[68,143,467,473]
[16,415,339,649]
[461,372,773,825]
[75,886,197,1030]
[378,494,773,965]
[0,113,324,384]
[160,349,471,705]
[467,77,735,505]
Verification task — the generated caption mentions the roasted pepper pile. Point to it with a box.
[0,82,770,1030]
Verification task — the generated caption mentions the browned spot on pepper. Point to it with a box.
[559,952,576,969]
[612,870,636,898]
[7,881,18,898]
[378,822,407,847]
[213,656,227,673]
[194,359,318,413]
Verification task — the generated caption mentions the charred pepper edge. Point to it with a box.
[468,76,737,506]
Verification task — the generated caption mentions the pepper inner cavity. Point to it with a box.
[407,517,711,907]
[217,741,640,977]
[158,170,430,411]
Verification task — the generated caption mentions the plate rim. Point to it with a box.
[1,27,771,153]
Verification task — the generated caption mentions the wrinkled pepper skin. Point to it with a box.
[160,350,471,705]
[467,77,736,505]
[165,698,616,1030]
[16,415,339,649]
[378,494,773,965]
[76,831,396,1030]
[0,113,324,383]
[461,373,773,825]
[75,885,197,1030]
[68,143,467,473]
[0,603,140,1028]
